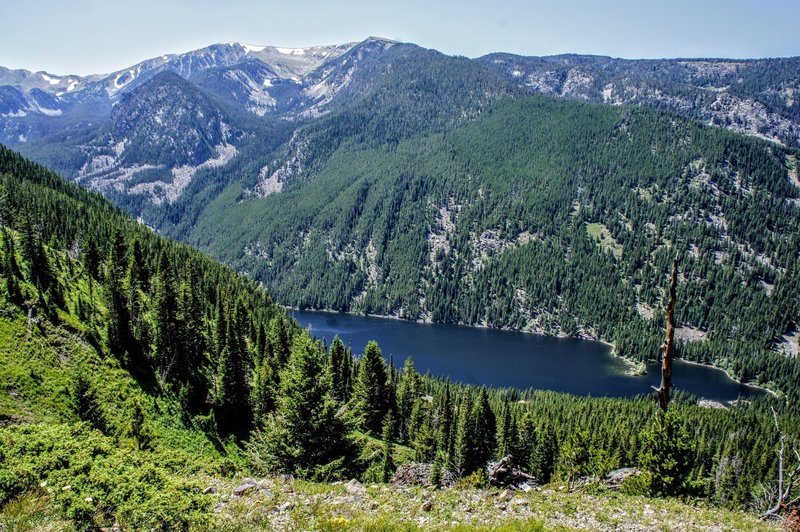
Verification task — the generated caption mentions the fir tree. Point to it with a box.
[396,357,421,442]
[268,315,291,367]
[247,333,356,480]
[351,340,389,434]
[153,250,179,380]
[105,229,132,358]
[216,302,252,439]
[435,382,455,469]
[328,336,352,402]
[639,409,694,496]
[531,424,557,483]
[381,410,396,482]
[125,396,152,450]
[411,398,437,462]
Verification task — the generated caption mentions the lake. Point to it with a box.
[291,310,766,402]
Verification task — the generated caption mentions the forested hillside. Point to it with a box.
[0,146,797,529]
[173,94,800,399]
[2,43,799,401]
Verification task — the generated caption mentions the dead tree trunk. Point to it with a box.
[761,407,800,520]
[654,255,678,412]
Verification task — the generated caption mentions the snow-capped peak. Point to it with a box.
[241,43,266,53]
[40,73,61,85]
[275,47,307,56]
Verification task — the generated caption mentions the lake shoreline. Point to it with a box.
[287,306,774,398]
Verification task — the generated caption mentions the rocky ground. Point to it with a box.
[197,476,777,531]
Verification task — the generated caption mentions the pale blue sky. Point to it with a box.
[1,0,797,75]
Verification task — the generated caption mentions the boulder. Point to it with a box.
[604,467,641,490]
[233,479,258,496]
[345,478,366,495]
[487,456,538,489]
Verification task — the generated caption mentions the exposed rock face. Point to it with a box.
[481,54,800,147]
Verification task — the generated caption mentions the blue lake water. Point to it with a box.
[291,310,766,402]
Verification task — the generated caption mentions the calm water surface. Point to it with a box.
[291,310,765,402]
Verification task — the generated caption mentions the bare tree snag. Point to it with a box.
[761,407,800,520]
[654,254,678,412]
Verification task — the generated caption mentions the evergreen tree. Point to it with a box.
[267,315,291,367]
[638,409,694,496]
[247,333,356,479]
[252,355,278,422]
[216,302,252,439]
[71,368,105,432]
[454,389,473,475]
[497,402,514,458]
[469,387,497,472]
[396,357,421,442]
[328,336,352,402]
[411,398,437,462]
[434,382,455,469]
[351,340,389,434]
[531,424,557,483]
[105,229,132,358]
[18,209,53,294]
[153,250,179,380]
[1,227,22,304]
[381,410,396,482]
[125,396,152,450]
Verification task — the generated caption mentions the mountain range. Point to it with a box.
[1,37,799,383]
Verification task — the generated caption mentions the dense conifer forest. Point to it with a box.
[1,146,799,528]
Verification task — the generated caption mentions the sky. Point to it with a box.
[1,0,797,75]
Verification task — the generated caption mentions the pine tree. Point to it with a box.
[531,424,557,483]
[381,410,396,482]
[18,209,53,294]
[105,229,132,358]
[125,396,152,450]
[216,302,252,439]
[435,382,455,469]
[252,355,278,422]
[328,336,352,402]
[396,357,421,442]
[411,398,437,462]
[246,333,356,480]
[1,228,22,304]
[469,387,497,472]
[153,250,179,380]
[497,402,514,457]
[71,368,105,432]
[351,340,389,434]
[638,409,693,496]
[267,315,291,367]
[454,389,473,475]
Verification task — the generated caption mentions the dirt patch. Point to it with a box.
[675,326,707,343]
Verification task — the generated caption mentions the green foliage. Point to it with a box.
[638,409,695,497]
[351,340,389,434]
[455,387,497,475]
[380,410,396,482]
[0,423,212,530]
[246,334,358,480]
[178,93,800,404]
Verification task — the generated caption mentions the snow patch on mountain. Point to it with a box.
[275,47,307,56]
[40,73,61,85]
[242,43,266,53]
